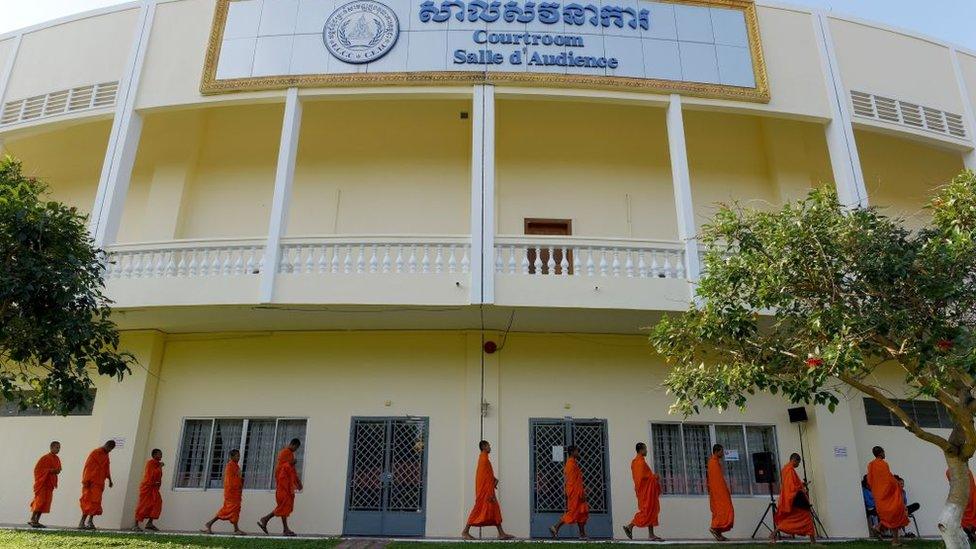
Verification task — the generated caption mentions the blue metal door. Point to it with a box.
[529,418,613,539]
[343,417,429,537]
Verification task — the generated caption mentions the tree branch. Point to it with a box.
[839,372,953,452]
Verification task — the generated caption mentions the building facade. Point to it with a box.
[0,0,974,539]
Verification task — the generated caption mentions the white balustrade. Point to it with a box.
[278,236,471,276]
[494,236,687,279]
[104,240,266,280]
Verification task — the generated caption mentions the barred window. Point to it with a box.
[0,390,96,417]
[863,398,953,429]
[175,418,307,490]
[650,423,780,497]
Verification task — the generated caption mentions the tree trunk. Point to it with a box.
[939,453,971,549]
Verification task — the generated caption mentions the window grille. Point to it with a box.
[0,81,119,127]
[175,419,213,489]
[863,398,953,429]
[650,422,781,496]
[850,90,968,139]
[174,417,307,490]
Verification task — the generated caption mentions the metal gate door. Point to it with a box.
[343,417,429,537]
[529,418,612,538]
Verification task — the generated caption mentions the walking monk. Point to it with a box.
[771,453,815,543]
[462,440,514,540]
[707,444,734,541]
[550,445,589,539]
[946,466,976,541]
[28,441,62,528]
[867,446,908,546]
[203,449,246,535]
[79,440,115,530]
[133,449,164,531]
[623,442,662,541]
[258,438,303,537]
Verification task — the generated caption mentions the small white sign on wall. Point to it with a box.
[834,446,848,458]
[725,449,740,461]
[113,437,126,449]
[552,445,564,462]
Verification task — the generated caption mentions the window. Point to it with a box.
[650,423,780,496]
[175,417,307,490]
[863,398,953,429]
[0,390,96,417]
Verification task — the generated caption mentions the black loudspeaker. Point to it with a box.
[788,407,808,423]
[753,451,777,484]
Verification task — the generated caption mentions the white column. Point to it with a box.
[950,47,976,170]
[470,84,496,304]
[260,87,303,303]
[90,0,156,247]
[814,13,868,208]
[666,94,701,285]
[0,34,23,154]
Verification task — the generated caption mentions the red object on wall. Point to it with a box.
[483,341,498,354]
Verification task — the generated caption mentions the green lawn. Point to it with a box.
[0,531,946,549]
[390,543,942,549]
[0,530,339,548]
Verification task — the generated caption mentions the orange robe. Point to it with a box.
[466,451,503,527]
[560,456,589,525]
[774,465,814,536]
[867,458,909,530]
[707,455,734,533]
[946,469,976,529]
[630,455,661,527]
[216,461,243,523]
[80,448,111,516]
[30,453,61,513]
[134,459,163,521]
[273,448,300,517]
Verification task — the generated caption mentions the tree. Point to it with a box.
[0,156,131,415]
[651,170,976,548]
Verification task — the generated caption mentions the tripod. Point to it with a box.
[750,481,778,539]
[797,423,830,539]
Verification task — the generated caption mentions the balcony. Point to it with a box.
[493,235,691,311]
[105,235,472,308]
[104,238,265,307]
[273,235,472,306]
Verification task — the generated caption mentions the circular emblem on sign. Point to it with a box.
[324,1,399,65]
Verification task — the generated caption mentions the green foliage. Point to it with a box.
[0,156,132,415]
[652,170,976,457]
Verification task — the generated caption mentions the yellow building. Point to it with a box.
[0,0,974,540]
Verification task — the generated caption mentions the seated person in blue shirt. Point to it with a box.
[862,475,879,533]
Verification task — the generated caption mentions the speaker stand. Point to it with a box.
[750,482,778,539]
[796,423,830,539]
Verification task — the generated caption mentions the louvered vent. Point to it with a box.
[0,81,119,127]
[850,90,968,139]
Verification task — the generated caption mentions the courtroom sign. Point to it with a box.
[202,0,769,102]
